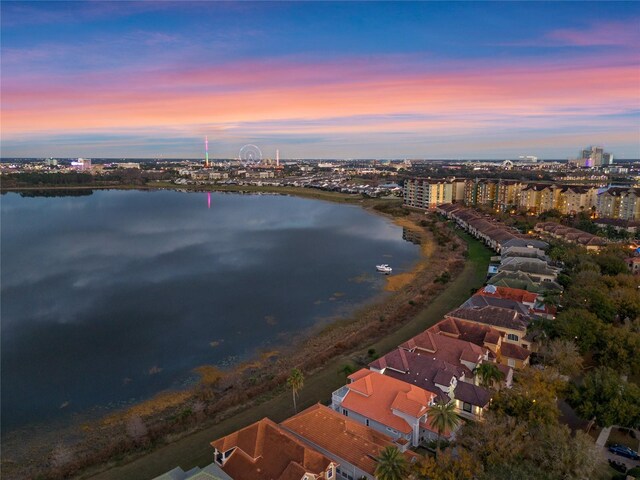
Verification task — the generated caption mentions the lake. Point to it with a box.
[0,189,420,432]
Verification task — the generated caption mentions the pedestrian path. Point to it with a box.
[596,426,611,447]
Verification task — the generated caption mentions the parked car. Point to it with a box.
[609,444,640,460]
[608,459,627,473]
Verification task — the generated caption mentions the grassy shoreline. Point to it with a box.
[83,233,490,480]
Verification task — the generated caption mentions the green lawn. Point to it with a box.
[85,232,491,480]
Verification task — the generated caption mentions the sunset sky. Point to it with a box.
[2,1,639,159]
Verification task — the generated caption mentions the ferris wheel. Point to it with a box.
[239,144,262,165]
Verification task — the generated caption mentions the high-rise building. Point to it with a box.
[571,146,610,167]
[403,178,453,210]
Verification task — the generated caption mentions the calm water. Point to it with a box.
[1,190,419,431]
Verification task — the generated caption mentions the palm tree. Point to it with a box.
[374,445,409,480]
[287,368,304,413]
[427,400,460,453]
[473,362,505,389]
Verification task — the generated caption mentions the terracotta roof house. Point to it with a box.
[473,285,538,308]
[431,315,532,370]
[369,348,462,401]
[535,222,608,251]
[442,206,548,252]
[474,285,555,319]
[398,328,489,375]
[500,342,532,368]
[369,348,492,421]
[211,418,336,480]
[331,369,438,446]
[281,404,419,480]
[446,306,529,332]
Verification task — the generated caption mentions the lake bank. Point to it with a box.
[82,230,490,480]
[1,188,485,480]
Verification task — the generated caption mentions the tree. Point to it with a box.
[595,326,640,374]
[569,367,640,428]
[287,368,304,413]
[427,400,461,452]
[540,339,583,377]
[374,446,409,480]
[553,308,602,353]
[490,368,563,425]
[413,449,479,480]
[473,363,505,389]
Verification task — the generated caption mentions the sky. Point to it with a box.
[1,1,639,159]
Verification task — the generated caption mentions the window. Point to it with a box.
[365,419,369,426]
[463,402,472,413]
[327,467,333,479]
[342,409,348,417]
[507,333,519,341]
[508,358,516,367]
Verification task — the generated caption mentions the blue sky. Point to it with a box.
[2,1,639,158]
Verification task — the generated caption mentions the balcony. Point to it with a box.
[332,386,349,407]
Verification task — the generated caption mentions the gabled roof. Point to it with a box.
[211,418,332,480]
[445,306,529,332]
[398,327,487,374]
[474,285,538,304]
[461,295,530,316]
[453,381,491,408]
[430,317,504,347]
[281,404,418,477]
[341,369,436,434]
[370,350,461,403]
[500,342,531,361]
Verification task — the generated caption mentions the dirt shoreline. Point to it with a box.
[1,187,468,480]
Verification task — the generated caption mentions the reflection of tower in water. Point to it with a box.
[207,192,211,209]
[402,227,422,245]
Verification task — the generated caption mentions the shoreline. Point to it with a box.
[1,187,477,480]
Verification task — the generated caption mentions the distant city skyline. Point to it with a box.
[2,1,639,159]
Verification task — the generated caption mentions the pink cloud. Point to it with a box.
[2,53,638,138]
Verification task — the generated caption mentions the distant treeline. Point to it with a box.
[17,189,94,198]
[1,170,172,188]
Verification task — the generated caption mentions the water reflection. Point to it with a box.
[1,190,420,431]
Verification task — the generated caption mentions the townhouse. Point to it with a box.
[211,418,337,480]
[282,404,418,480]
[535,222,608,251]
[331,369,437,447]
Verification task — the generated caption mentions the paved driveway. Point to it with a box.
[604,448,640,470]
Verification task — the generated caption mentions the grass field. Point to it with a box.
[85,230,490,480]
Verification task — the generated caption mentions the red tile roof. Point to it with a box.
[500,342,531,361]
[399,328,487,374]
[281,404,418,477]
[474,285,538,304]
[342,369,435,434]
[211,418,333,480]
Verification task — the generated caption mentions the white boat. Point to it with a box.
[376,264,393,274]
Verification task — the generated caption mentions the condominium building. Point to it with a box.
[597,187,640,221]
[403,178,453,210]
